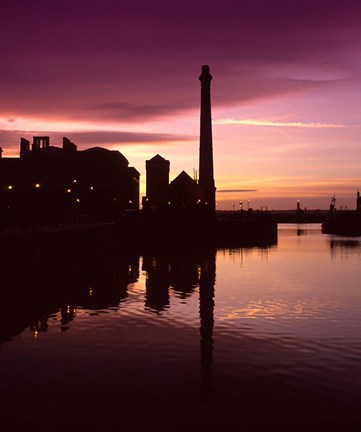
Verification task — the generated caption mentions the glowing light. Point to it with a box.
[90,186,94,190]
[7,185,13,190]
[73,179,77,183]
[66,189,71,193]
[76,198,80,203]
[197,265,201,279]
[34,183,40,188]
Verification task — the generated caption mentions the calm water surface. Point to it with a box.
[1,224,360,431]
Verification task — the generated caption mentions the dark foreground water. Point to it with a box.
[0,224,360,431]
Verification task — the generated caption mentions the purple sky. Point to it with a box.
[1,0,361,209]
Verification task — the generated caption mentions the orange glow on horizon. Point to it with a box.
[2,93,360,211]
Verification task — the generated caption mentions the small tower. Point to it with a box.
[32,136,50,151]
[63,137,77,153]
[199,65,216,216]
[145,154,170,209]
[20,138,31,158]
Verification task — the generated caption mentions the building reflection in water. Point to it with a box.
[142,248,216,399]
[1,243,280,405]
[30,315,49,338]
[169,255,199,300]
[143,256,170,314]
[1,232,360,431]
[83,253,140,310]
[0,251,141,341]
[60,305,77,327]
[329,238,361,261]
[220,246,273,268]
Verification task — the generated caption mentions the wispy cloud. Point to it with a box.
[217,189,258,193]
[84,101,193,121]
[0,129,195,154]
[214,118,346,128]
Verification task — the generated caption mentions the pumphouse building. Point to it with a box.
[0,136,139,227]
[142,153,205,217]
[142,65,216,218]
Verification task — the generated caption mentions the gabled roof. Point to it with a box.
[170,170,194,185]
[147,154,169,164]
[168,171,204,199]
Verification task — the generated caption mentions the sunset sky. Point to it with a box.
[1,0,360,210]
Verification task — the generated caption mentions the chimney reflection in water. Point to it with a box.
[199,249,216,400]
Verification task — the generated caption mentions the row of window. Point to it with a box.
[3,182,93,191]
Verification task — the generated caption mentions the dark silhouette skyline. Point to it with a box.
[0,135,140,229]
[1,1,361,211]
[322,191,361,236]
[0,66,217,227]
[0,66,279,247]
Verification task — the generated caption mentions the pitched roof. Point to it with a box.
[147,154,169,164]
[168,171,204,200]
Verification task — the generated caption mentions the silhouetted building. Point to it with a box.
[168,171,204,213]
[322,191,361,236]
[143,154,170,211]
[0,136,139,228]
[142,65,216,218]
